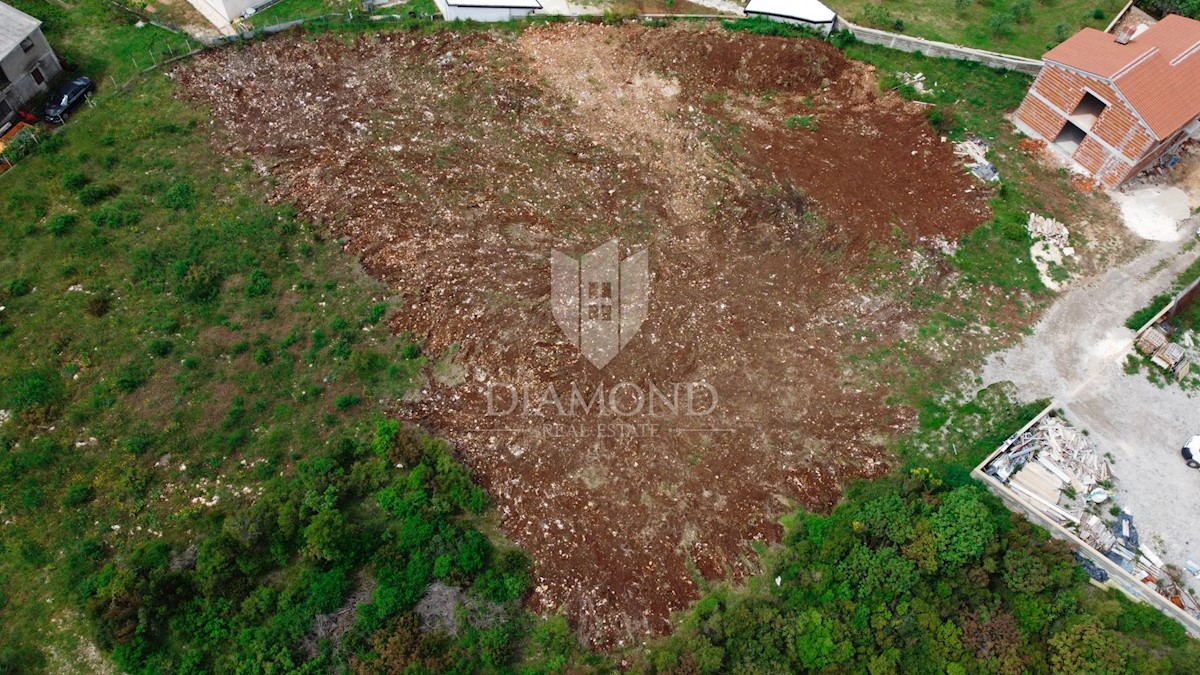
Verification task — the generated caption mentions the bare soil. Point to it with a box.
[176,23,992,646]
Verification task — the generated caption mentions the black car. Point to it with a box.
[44,77,94,124]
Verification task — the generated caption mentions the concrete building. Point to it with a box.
[743,0,837,36]
[0,1,63,131]
[192,0,257,23]
[1014,15,1200,188]
[433,0,541,22]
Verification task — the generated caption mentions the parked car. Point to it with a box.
[1183,436,1200,469]
[44,77,94,124]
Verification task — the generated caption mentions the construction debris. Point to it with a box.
[897,71,935,95]
[1027,213,1073,254]
[1137,325,1169,354]
[986,414,1200,622]
[1137,325,1193,378]
[954,136,1000,183]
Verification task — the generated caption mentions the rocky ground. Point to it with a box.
[176,23,995,646]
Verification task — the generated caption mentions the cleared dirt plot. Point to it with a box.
[176,23,991,645]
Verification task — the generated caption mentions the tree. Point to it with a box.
[1048,621,1127,674]
[931,487,995,570]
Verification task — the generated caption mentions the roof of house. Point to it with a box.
[0,1,41,57]
[744,0,837,24]
[1042,14,1200,139]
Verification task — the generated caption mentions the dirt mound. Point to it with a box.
[176,23,990,647]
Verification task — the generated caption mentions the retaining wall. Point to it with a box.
[836,20,1044,75]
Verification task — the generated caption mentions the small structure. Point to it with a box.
[433,0,541,22]
[743,0,837,35]
[0,1,63,132]
[1014,15,1200,188]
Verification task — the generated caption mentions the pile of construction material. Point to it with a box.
[1136,325,1191,378]
[986,416,1113,525]
[1027,213,1074,256]
[954,136,999,183]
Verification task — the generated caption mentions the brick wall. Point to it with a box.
[1014,63,1163,187]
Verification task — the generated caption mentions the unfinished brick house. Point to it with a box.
[1014,14,1200,188]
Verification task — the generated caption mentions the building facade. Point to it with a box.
[1014,15,1200,188]
[0,1,63,130]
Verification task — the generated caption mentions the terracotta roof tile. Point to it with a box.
[1043,14,1200,139]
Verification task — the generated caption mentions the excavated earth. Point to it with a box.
[176,23,991,646]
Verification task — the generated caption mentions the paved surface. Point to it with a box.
[983,203,1200,583]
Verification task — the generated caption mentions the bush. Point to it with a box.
[47,213,78,237]
[114,361,152,394]
[89,202,140,228]
[1,369,65,412]
[1125,294,1171,330]
[78,184,119,206]
[828,29,856,49]
[1055,23,1070,42]
[4,278,32,299]
[989,11,1015,36]
[335,394,361,410]
[1091,7,1105,20]
[246,269,272,298]
[1011,0,1032,22]
[62,171,89,192]
[162,181,198,211]
[148,339,174,357]
[178,264,224,304]
[85,294,112,318]
[63,483,93,507]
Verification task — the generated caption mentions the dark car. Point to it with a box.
[44,77,94,124]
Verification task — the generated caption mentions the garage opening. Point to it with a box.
[1054,120,1087,155]
[1068,92,1107,132]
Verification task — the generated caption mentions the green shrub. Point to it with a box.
[78,184,119,206]
[1091,7,1106,20]
[148,339,174,357]
[246,269,272,298]
[177,264,224,303]
[62,171,89,192]
[89,202,141,228]
[334,394,361,410]
[115,361,152,393]
[1125,294,1171,330]
[2,369,65,412]
[253,347,273,365]
[4,278,32,298]
[1011,0,1032,21]
[63,483,93,507]
[162,181,198,210]
[989,11,1015,36]
[47,213,78,237]
[85,293,112,318]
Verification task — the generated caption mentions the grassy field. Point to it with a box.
[829,0,1124,57]
[0,2,599,672]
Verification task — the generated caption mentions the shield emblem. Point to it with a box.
[550,240,649,369]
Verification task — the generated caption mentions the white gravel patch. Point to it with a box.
[1110,186,1192,241]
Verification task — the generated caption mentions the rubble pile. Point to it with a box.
[1027,213,1074,256]
[954,136,1000,183]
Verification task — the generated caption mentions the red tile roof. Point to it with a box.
[1042,14,1200,139]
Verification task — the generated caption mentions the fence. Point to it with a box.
[834,19,1044,75]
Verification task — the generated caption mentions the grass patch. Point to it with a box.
[828,0,1118,58]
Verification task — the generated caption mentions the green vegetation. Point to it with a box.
[638,404,1200,673]
[0,2,600,671]
[1,3,1195,671]
[829,0,1117,57]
